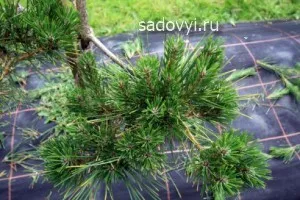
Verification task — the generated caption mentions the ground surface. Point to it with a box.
[87,0,300,36]
[0,20,300,200]
[1,0,299,36]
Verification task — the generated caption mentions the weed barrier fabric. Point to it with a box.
[1,20,300,200]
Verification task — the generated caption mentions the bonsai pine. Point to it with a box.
[37,36,270,199]
[1,1,271,199]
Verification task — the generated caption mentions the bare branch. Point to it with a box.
[88,35,128,69]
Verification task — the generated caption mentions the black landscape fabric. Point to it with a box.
[1,20,300,200]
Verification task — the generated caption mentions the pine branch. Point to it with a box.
[257,60,300,101]
[257,60,300,77]
[270,145,300,163]
[0,0,80,82]
[0,48,44,81]
[89,34,129,71]
[186,131,271,199]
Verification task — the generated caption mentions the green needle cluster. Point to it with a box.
[186,131,271,200]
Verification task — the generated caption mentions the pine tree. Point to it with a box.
[36,36,270,200]
[1,1,271,199]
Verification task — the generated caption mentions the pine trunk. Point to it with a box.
[75,0,92,50]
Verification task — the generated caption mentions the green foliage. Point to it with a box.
[258,61,300,77]
[0,2,273,198]
[186,130,271,200]
[40,134,115,200]
[106,36,239,131]
[117,126,166,173]
[0,121,10,149]
[283,77,300,101]
[270,145,300,163]
[0,0,79,112]
[40,123,166,200]
[0,1,291,198]
[0,0,79,62]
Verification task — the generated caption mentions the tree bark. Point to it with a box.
[75,0,92,50]
[75,0,129,70]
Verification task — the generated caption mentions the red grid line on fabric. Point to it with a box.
[158,144,171,200]
[163,156,171,199]
[238,193,242,200]
[263,25,300,45]
[232,34,300,160]
[165,175,171,200]
[127,34,300,57]
[1,108,36,116]
[223,34,300,48]
[218,21,299,32]
[258,131,300,142]
[7,103,21,200]
[113,34,300,61]
[217,124,223,133]
[0,173,36,182]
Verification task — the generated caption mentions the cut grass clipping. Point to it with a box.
[122,38,143,59]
